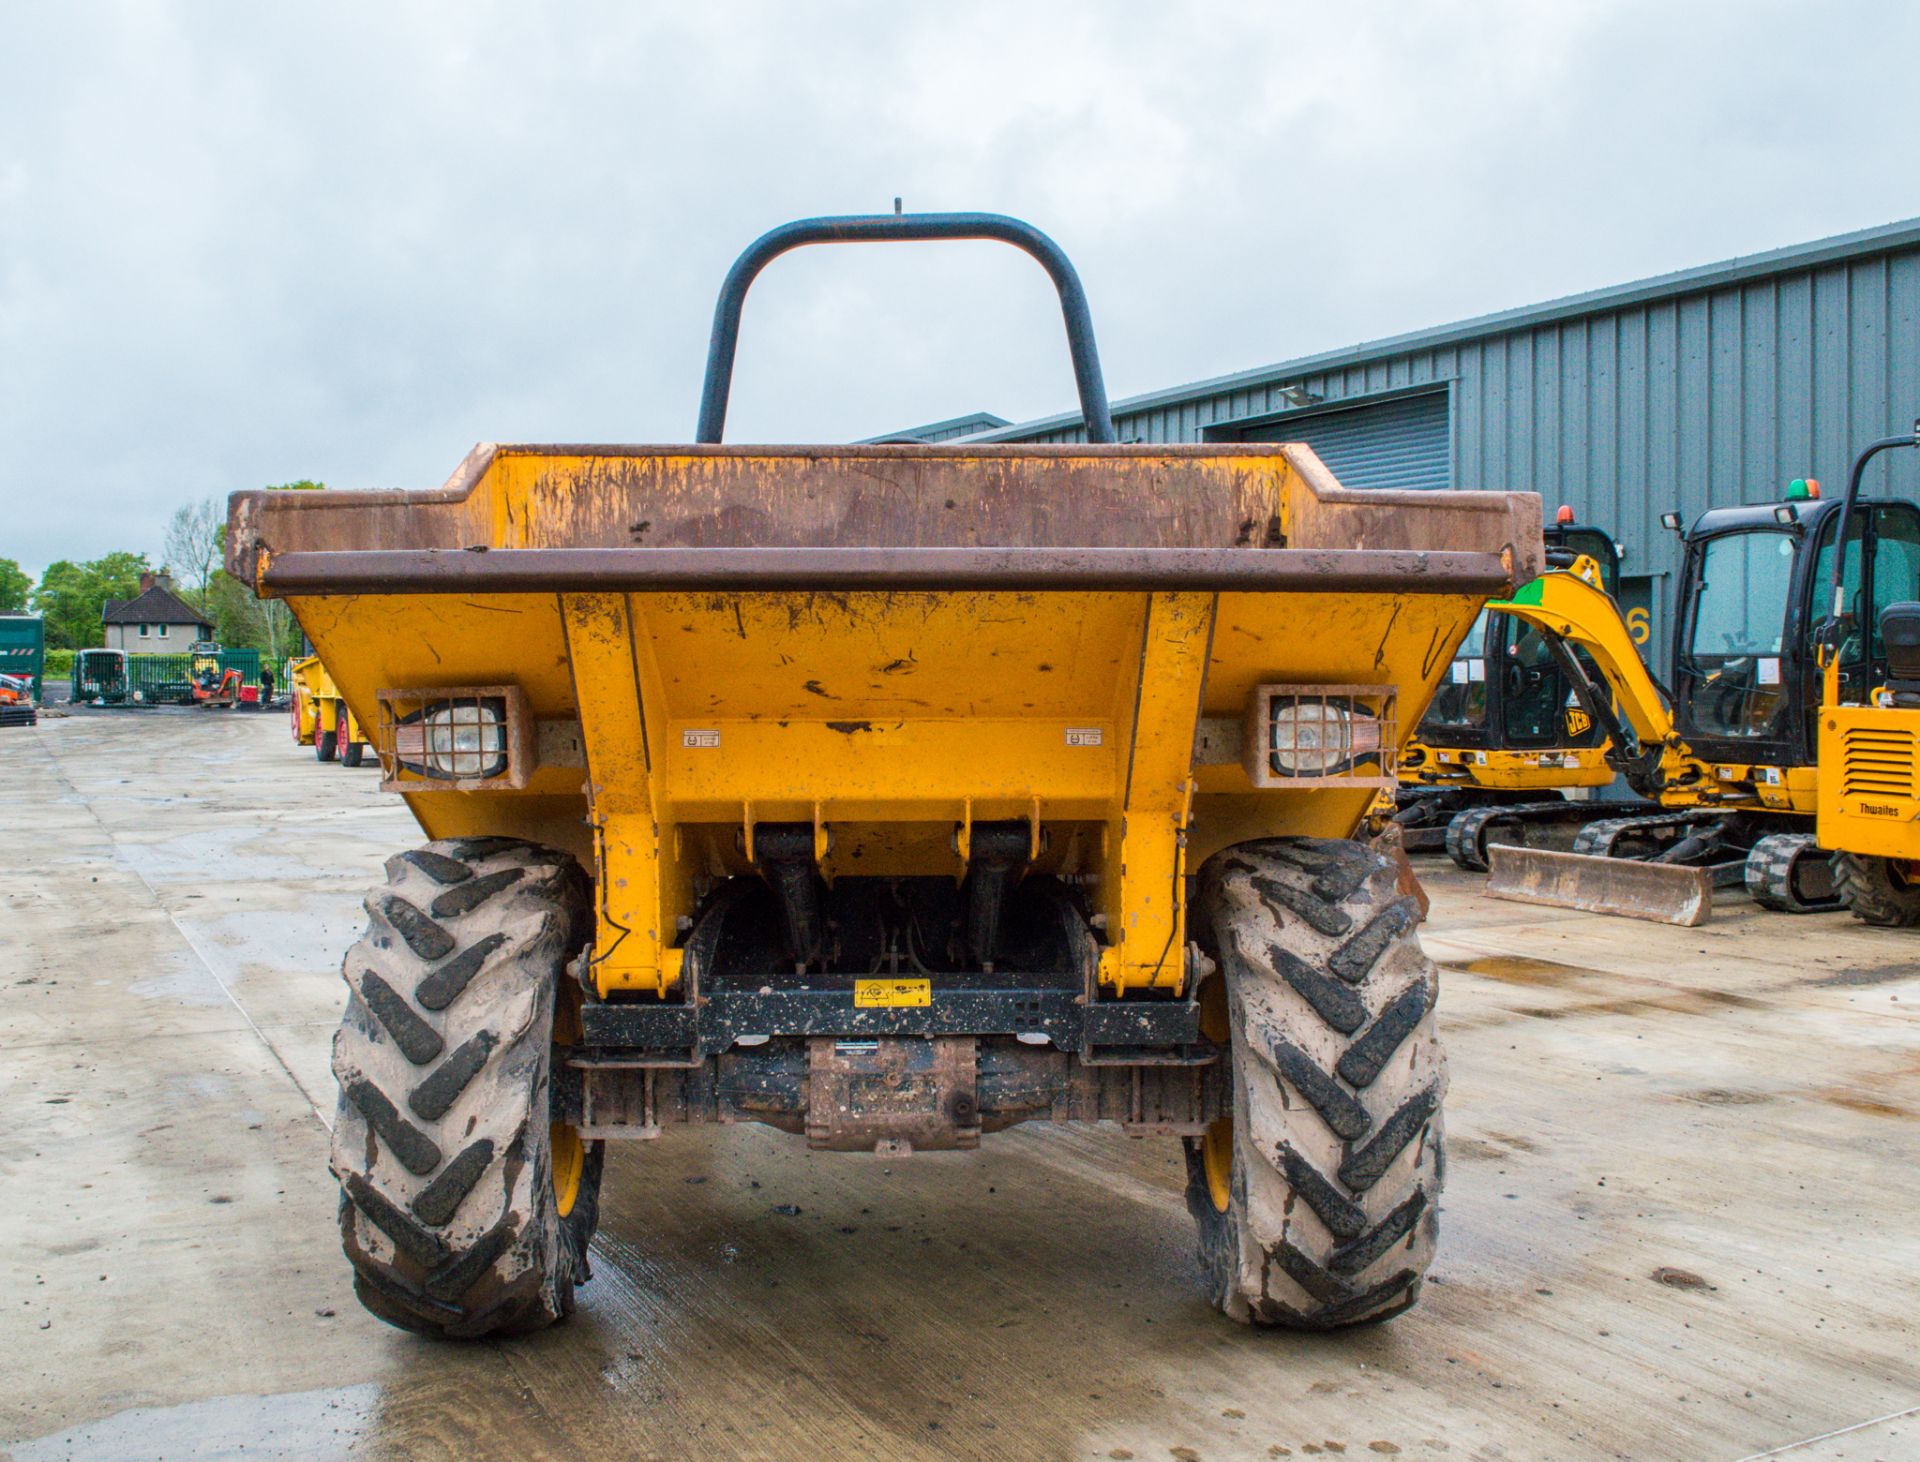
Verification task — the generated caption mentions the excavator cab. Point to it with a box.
[1423,514,1621,751]
[1398,511,1624,860]
[1672,483,1920,767]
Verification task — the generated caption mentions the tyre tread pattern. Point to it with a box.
[1185,836,1446,1330]
[330,839,600,1339]
[1834,851,1920,927]
[1247,934,1367,1034]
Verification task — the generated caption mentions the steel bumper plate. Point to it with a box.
[580,983,1203,1056]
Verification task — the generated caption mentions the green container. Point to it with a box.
[0,615,46,700]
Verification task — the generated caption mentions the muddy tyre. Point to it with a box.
[1833,851,1920,927]
[1184,837,1445,1328]
[341,739,365,768]
[316,729,337,762]
[330,837,603,1338]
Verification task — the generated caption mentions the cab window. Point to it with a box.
[1424,610,1488,731]
[1869,506,1920,659]
[1556,527,1621,598]
[1683,530,1796,738]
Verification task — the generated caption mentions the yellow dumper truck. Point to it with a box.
[227,213,1541,1339]
[290,650,370,765]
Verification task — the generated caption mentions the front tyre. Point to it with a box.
[330,837,603,1338]
[316,729,337,762]
[1184,837,1445,1328]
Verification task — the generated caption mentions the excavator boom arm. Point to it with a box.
[1486,569,1680,753]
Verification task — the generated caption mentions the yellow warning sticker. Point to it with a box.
[853,978,931,1008]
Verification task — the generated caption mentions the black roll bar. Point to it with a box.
[695,211,1116,445]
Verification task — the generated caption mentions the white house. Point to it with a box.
[100,572,212,651]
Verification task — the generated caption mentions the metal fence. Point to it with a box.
[71,649,266,705]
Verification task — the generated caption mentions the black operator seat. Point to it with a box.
[1880,602,1920,703]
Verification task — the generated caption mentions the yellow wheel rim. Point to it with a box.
[550,984,585,1219]
[551,1120,584,1218]
[1201,1117,1233,1213]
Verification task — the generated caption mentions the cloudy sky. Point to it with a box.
[4,1,1918,574]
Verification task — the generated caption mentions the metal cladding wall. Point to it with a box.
[1239,390,1450,492]
[959,219,1920,663]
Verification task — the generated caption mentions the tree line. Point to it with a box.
[3,482,322,655]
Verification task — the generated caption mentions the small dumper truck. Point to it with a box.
[227,212,1541,1338]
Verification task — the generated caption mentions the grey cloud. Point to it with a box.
[4,1,1917,572]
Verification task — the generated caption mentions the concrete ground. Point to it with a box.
[2,712,1916,1462]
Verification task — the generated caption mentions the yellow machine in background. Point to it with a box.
[228,211,1543,1341]
[1395,509,1635,869]
[289,651,370,765]
[1478,551,1825,922]
[1816,423,1920,925]
[1485,438,1920,923]
[188,641,245,708]
[288,656,319,746]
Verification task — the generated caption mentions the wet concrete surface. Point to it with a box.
[2,712,1917,1461]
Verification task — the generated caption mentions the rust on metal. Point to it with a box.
[566,1038,1223,1141]
[226,442,1544,593]
[260,544,1519,596]
[1485,844,1713,927]
[805,1036,980,1153]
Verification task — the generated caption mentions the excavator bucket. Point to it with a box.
[1485,845,1713,926]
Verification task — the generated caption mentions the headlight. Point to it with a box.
[1268,700,1382,777]
[393,697,509,781]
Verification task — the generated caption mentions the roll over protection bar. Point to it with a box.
[695,211,1117,445]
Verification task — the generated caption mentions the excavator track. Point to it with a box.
[1444,798,1654,872]
[1744,832,1842,914]
[1568,812,1751,887]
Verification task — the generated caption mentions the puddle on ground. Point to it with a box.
[1443,955,1608,985]
[1814,965,1919,988]
[1513,987,1771,1021]
[1814,1088,1914,1120]
[1448,1129,1542,1163]
[1446,955,1776,1023]
[8,1383,379,1460]
[1678,1088,1776,1106]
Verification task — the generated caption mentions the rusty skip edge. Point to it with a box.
[258,544,1519,596]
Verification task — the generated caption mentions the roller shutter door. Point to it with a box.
[1238,389,1450,491]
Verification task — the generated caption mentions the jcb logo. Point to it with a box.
[1564,707,1592,737]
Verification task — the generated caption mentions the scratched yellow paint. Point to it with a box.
[285,447,1503,999]
[1403,743,1614,792]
